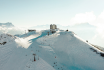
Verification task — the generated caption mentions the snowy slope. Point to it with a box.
[0,29,104,70]
[0,32,55,70]
[0,34,16,45]
[37,30,104,70]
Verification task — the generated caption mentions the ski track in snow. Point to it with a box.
[0,29,104,70]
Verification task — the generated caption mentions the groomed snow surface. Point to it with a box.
[0,29,104,70]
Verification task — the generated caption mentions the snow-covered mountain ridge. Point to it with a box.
[0,34,16,45]
[0,22,14,28]
[0,29,104,70]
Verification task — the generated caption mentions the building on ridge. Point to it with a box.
[50,24,57,29]
[50,24,57,33]
[28,29,36,32]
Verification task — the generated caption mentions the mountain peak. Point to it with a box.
[0,22,14,27]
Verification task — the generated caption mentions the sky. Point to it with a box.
[0,0,104,27]
[1,0,104,47]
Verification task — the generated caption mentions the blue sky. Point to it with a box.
[0,0,104,27]
[1,0,104,47]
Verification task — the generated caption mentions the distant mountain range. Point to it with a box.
[0,22,14,28]
[30,23,96,30]
[0,22,24,35]
[0,22,97,42]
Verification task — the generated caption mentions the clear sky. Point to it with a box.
[0,0,104,27]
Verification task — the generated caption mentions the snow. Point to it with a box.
[37,30,104,70]
[15,31,40,48]
[0,22,14,28]
[0,29,104,70]
[0,34,15,45]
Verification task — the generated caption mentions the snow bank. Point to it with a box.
[15,31,40,49]
[1,29,104,70]
[0,34,15,46]
[15,38,31,49]
[37,30,104,70]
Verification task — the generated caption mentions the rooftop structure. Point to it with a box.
[50,24,57,29]
[28,29,36,32]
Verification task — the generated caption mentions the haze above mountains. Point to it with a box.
[0,22,14,27]
[0,22,103,47]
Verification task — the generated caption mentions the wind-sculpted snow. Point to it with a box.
[37,30,104,70]
[0,29,104,70]
[0,34,16,45]
[15,31,41,49]
[0,33,17,70]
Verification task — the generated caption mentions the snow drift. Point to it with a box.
[0,29,104,70]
